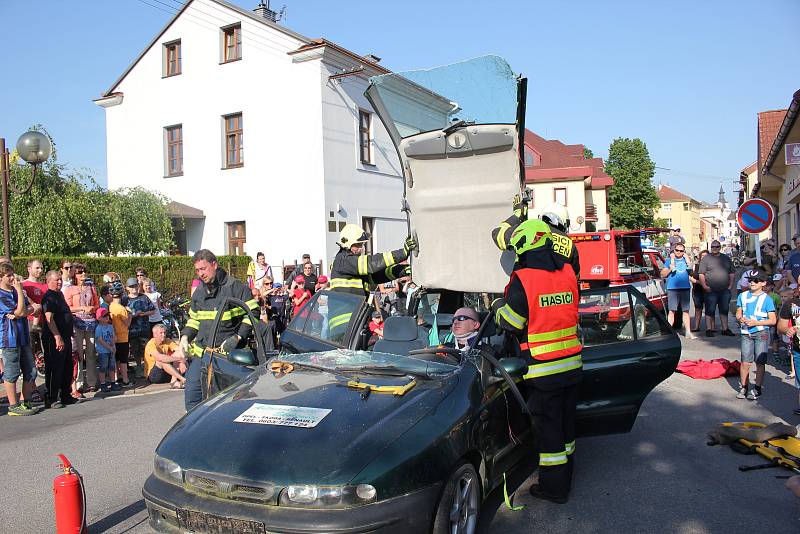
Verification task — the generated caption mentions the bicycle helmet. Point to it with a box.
[109,280,124,296]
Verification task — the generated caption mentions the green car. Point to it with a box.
[143,56,680,534]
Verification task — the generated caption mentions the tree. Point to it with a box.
[5,128,174,256]
[583,146,594,159]
[653,218,670,246]
[605,138,659,229]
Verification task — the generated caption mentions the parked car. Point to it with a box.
[142,56,680,534]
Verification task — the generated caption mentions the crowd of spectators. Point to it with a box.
[0,260,187,415]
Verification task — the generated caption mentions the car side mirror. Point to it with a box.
[493,357,528,379]
[227,348,258,366]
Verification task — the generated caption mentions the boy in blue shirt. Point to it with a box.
[735,269,777,401]
[0,262,39,415]
[660,244,695,339]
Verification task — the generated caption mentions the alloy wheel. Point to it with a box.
[448,470,478,534]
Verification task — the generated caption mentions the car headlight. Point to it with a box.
[279,484,377,508]
[153,455,183,485]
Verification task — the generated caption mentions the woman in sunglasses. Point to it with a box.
[64,262,99,395]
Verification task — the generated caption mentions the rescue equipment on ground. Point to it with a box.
[53,454,87,534]
[707,421,800,474]
[676,358,741,379]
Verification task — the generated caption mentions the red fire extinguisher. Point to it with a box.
[53,454,87,534]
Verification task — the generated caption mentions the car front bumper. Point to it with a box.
[143,475,441,534]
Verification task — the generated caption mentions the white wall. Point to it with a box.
[529,180,587,232]
[103,4,325,272]
[318,60,405,264]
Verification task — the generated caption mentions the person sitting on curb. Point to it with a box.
[143,323,186,389]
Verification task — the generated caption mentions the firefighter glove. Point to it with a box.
[220,335,241,355]
[401,265,412,278]
[512,194,528,220]
[404,236,418,255]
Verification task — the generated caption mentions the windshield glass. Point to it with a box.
[276,349,457,377]
[369,55,519,138]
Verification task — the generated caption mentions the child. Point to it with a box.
[108,281,133,386]
[291,275,311,315]
[94,308,119,392]
[99,285,113,310]
[735,269,777,401]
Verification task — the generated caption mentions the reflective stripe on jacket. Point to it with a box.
[513,267,582,362]
[180,268,259,355]
[329,247,408,297]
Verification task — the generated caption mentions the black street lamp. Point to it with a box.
[0,131,52,259]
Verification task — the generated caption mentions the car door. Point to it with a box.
[576,284,681,436]
[280,290,369,353]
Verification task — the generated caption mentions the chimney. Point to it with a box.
[254,1,279,23]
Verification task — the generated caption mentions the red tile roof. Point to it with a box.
[523,130,613,189]
[657,184,696,202]
[757,109,787,175]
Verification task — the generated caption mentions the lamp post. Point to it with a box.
[0,131,52,259]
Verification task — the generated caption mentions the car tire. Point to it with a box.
[634,305,647,338]
[431,462,481,534]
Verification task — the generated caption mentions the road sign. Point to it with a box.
[737,198,773,234]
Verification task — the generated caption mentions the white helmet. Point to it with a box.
[539,202,570,231]
[337,223,370,248]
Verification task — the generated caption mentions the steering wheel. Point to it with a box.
[407,346,461,365]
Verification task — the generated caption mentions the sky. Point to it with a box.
[1,0,797,204]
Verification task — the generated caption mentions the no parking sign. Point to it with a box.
[736,199,773,234]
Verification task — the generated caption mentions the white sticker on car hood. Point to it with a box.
[234,403,332,428]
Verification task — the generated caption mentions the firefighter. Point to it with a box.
[179,249,260,411]
[492,196,580,277]
[492,218,582,504]
[328,224,415,336]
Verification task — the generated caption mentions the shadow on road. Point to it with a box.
[87,499,145,533]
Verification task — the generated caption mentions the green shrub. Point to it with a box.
[11,255,251,299]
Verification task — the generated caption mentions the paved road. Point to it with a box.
[1,388,183,533]
[2,333,799,533]
[485,333,800,533]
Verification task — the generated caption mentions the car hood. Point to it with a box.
[157,366,455,486]
[365,55,526,293]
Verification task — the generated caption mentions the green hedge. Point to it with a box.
[10,255,251,299]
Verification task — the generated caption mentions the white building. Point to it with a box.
[94,0,407,280]
[698,184,738,249]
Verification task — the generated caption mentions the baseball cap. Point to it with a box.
[126,277,138,287]
[318,275,328,283]
[294,275,305,284]
[747,269,769,282]
[96,308,109,320]
[674,226,681,231]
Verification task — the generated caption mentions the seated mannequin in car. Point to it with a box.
[441,307,481,352]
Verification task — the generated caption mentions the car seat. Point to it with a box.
[373,316,428,356]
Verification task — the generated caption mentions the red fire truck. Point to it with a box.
[570,229,670,338]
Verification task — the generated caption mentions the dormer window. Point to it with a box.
[523,146,538,167]
[163,40,181,77]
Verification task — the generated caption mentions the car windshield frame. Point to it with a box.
[275,349,459,378]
